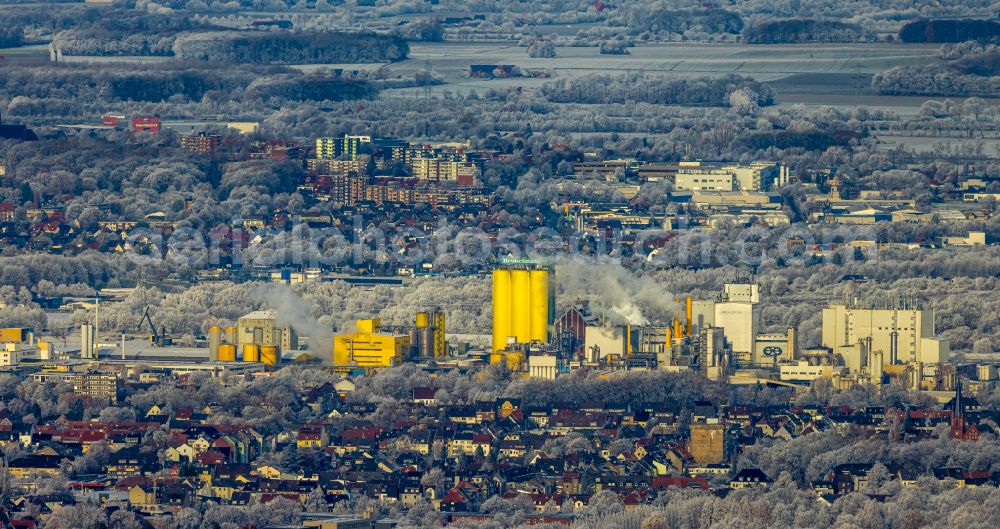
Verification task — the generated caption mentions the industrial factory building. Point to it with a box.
[205,309,296,366]
[821,300,949,382]
[0,328,47,366]
[546,281,798,380]
[227,310,297,365]
[713,283,761,364]
[333,319,410,368]
[673,161,788,193]
[331,310,446,370]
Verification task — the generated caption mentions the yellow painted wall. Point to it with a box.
[357,319,380,333]
[0,328,26,343]
[333,326,409,368]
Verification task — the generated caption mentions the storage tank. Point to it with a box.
[225,327,238,346]
[208,327,222,362]
[492,269,511,352]
[510,269,531,343]
[260,345,278,365]
[218,344,236,362]
[243,344,259,362]
[529,269,549,343]
[418,328,434,357]
[415,312,430,329]
[80,324,93,359]
[504,351,525,371]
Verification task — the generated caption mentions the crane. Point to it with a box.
[140,308,172,347]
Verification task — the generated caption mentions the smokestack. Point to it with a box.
[121,332,126,360]
[93,293,100,353]
[890,331,898,365]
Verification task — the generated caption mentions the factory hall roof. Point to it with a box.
[239,310,277,320]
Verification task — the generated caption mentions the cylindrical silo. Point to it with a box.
[218,344,236,362]
[80,324,92,359]
[529,269,549,343]
[510,269,531,344]
[225,327,238,346]
[243,344,259,362]
[433,311,446,358]
[418,328,433,358]
[492,269,511,352]
[260,345,278,365]
[416,312,430,329]
[208,327,222,362]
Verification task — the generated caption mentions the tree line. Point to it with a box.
[539,74,774,107]
[900,19,1000,43]
[622,4,744,36]
[172,31,409,65]
[52,11,215,56]
[0,62,377,109]
[743,18,870,44]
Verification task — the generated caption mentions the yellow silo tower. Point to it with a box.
[492,262,552,354]
[432,310,446,358]
[529,269,549,343]
[492,269,512,353]
[510,269,531,343]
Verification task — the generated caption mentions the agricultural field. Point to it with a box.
[871,134,1000,154]
[376,41,952,110]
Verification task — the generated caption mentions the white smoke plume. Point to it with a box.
[552,257,682,326]
[251,283,332,355]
